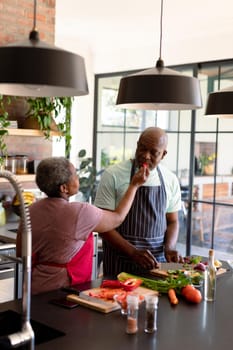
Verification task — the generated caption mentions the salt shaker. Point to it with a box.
[144,294,158,333]
[126,294,139,334]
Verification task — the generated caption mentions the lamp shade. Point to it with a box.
[205,87,233,118]
[116,65,202,111]
[0,39,89,97]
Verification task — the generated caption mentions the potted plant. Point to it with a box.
[198,153,216,175]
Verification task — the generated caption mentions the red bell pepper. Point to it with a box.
[120,278,142,291]
[100,278,142,291]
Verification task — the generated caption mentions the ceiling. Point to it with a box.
[55,0,233,58]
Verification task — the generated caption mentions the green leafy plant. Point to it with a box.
[0,95,73,160]
[26,97,73,155]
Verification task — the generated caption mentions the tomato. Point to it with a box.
[181,285,195,297]
[181,285,202,304]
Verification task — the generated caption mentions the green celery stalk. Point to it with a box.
[117,272,192,294]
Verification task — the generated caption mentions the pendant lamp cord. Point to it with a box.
[29,0,39,42]
[33,0,37,29]
[156,0,164,68]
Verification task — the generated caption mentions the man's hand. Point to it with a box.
[130,249,159,270]
[165,249,184,263]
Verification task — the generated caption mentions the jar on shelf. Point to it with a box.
[15,155,28,175]
[4,156,17,173]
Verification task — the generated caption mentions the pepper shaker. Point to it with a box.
[144,294,158,333]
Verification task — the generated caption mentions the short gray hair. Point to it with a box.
[36,157,72,197]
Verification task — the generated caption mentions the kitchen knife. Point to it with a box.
[61,287,116,306]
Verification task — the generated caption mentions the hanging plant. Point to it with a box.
[0,95,73,161]
[25,97,73,157]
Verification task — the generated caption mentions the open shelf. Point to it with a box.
[6,129,62,137]
[0,174,35,183]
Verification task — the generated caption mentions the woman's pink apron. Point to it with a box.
[32,233,93,285]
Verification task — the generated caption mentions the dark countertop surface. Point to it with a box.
[0,267,233,350]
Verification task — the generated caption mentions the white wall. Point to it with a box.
[54,36,95,160]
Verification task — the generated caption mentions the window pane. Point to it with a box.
[219,118,233,132]
[96,133,125,170]
[179,111,192,131]
[213,204,233,257]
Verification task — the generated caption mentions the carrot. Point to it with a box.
[168,288,179,305]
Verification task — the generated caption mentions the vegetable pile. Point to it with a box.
[118,270,203,294]
[117,270,203,305]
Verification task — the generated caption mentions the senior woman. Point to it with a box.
[16,156,156,294]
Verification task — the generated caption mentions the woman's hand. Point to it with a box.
[131,165,149,188]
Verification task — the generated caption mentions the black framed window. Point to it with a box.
[93,59,233,262]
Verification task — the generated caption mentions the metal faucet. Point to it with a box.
[0,170,34,349]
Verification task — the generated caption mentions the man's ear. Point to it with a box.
[161,150,167,159]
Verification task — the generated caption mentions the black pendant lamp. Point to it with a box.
[205,87,233,118]
[0,0,88,97]
[116,0,202,111]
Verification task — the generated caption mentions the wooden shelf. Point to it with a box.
[0,174,35,183]
[6,128,62,137]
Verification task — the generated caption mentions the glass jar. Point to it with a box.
[4,156,16,173]
[15,155,28,175]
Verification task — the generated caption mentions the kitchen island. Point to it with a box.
[0,269,233,350]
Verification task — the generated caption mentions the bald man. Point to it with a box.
[95,127,183,277]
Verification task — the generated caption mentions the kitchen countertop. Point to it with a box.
[0,267,233,350]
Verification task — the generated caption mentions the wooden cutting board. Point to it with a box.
[67,286,158,314]
[67,293,120,313]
